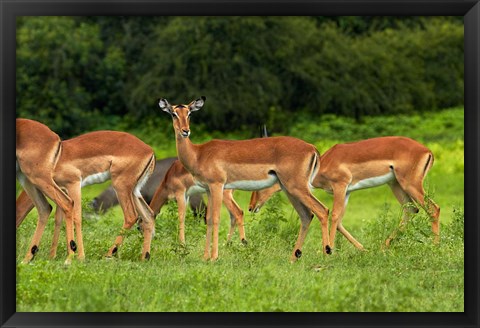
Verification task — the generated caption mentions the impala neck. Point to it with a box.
[175,134,198,173]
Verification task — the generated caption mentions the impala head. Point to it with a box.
[159,96,206,138]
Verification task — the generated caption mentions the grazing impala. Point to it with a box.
[159,96,331,261]
[16,129,156,264]
[249,137,440,250]
[16,118,75,262]
[149,159,245,245]
[89,157,206,218]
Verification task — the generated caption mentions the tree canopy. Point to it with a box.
[16,16,463,138]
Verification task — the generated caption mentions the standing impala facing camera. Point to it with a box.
[159,96,331,262]
[249,136,440,251]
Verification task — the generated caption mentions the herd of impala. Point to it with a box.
[16,96,440,265]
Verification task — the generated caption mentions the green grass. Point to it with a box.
[16,107,464,312]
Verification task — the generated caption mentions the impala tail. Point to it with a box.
[134,154,156,197]
[309,149,320,189]
[423,153,434,178]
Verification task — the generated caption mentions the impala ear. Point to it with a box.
[189,96,206,112]
[159,98,172,113]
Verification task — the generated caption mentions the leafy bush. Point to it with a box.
[289,107,463,145]
[16,17,126,138]
[17,17,463,136]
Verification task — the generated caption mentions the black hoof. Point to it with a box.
[145,252,150,260]
[295,249,302,258]
[241,238,248,246]
[70,240,77,252]
[31,245,39,256]
[326,245,332,255]
[111,246,118,255]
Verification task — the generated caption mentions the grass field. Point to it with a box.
[16,108,464,312]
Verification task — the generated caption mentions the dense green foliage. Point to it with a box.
[16,16,463,137]
[16,17,127,137]
[16,108,464,312]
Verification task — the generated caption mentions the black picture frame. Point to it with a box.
[1,1,478,327]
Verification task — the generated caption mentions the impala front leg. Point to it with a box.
[329,186,349,251]
[175,192,187,245]
[334,192,365,250]
[204,194,212,260]
[107,221,135,258]
[209,183,224,261]
[428,199,441,244]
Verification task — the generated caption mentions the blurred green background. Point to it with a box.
[16,16,463,139]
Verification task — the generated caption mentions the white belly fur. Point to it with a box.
[224,174,278,191]
[81,171,111,188]
[347,171,395,192]
[186,184,207,196]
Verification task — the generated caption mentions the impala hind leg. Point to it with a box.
[385,180,417,247]
[394,167,441,244]
[223,190,245,244]
[50,206,64,259]
[282,190,314,262]
[404,184,440,243]
[61,183,84,265]
[281,182,331,257]
[18,163,75,230]
[133,195,155,260]
[21,180,52,263]
[16,191,35,228]
[106,186,139,258]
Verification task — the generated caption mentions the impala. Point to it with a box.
[16,128,156,264]
[249,136,440,250]
[16,118,75,263]
[149,159,245,245]
[89,157,206,218]
[159,96,331,261]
